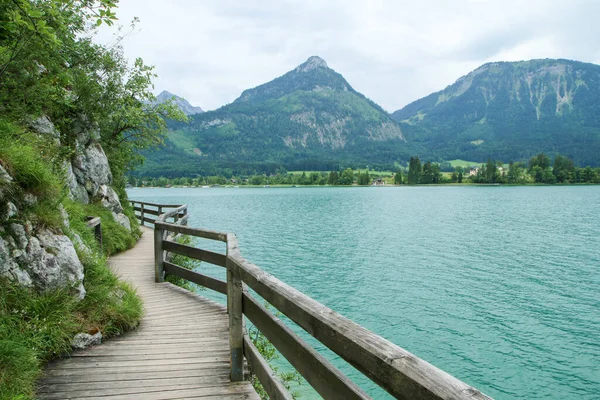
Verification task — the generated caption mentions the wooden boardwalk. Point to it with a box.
[37,226,259,400]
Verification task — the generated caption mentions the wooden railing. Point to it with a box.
[130,199,492,400]
[86,216,102,248]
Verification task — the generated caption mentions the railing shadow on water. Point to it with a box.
[130,199,493,400]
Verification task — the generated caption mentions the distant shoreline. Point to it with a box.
[128,182,600,189]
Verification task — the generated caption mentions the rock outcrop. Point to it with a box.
[33,116,131,231]
[0,115,134,298]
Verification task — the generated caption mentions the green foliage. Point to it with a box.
[338,168,355,185]
[394,168,403,184]
[357,170,370,185]
[0,125,66,228]
[420,161,441,184]
[407,156,422,184]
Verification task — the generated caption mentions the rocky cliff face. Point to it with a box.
[0,115,132,299]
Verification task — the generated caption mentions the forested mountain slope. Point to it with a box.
[138,56,409,176]
[392,59,600,165]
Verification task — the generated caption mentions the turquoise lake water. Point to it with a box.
[128,186,600,399]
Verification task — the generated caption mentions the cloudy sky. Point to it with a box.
[97,0,600,112]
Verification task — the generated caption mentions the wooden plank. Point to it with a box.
[227,253,244,382]
[163,261,227,294]
[37,383,236,399]
[163,239,227,267]
[243,293,370,399]
[243,334,293,400]
[85,217,101,228]
[48,356,230,369]
[142,215,157,225]
[37,375,230,393]
[131,201,182,208]
[154,225,164,282]
[43,361,228,376]
[134,207,161,216]
[62,385,259,400]
[155,221,227,242]
[39,368,229,384]
[228,249,492,400]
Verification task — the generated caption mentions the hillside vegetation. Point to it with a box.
[137,56,411,177]
[0,1,181,397]
[393,59,600,166]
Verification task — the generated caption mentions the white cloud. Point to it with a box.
[96,0,600,112]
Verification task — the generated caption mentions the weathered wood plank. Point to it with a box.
[38,368,229,384]
[243,334,293,400]
[67,385,259,400]
[155,220,228,242]
[163,260,227,294]
[243,292,370,399]
[37,375,230,393]
[163,239,227,267]
[227,250,244,382]
[37,382,238,399]
[131,200,182,208]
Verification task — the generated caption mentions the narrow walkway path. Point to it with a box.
[37,226,258,399]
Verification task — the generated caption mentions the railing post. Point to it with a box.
[154,223,164,283]
[140,203,145,226]
[227,244,244,381]
[95,223,102,250]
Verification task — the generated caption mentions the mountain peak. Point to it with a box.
[154,91,203,116]
[295,56,328,73]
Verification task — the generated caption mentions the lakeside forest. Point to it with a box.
[131,152,600,187]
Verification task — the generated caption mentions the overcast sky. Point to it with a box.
[97,0,600,112]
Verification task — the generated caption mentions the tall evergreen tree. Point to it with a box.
[407,157,422,184]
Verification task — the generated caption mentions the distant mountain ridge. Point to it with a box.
[155,91,203,116]
[392,59,600,165]
[138,56,409,176]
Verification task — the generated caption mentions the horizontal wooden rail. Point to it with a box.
[132,199,492,400]
[243,334,293,400]
[163,239,227,268]
[163,261,226,294]
[130,200,182,208]
[155,221,227,242]
[243,292,369,399]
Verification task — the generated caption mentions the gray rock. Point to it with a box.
[72,142,112,197]
[23,230,86,299]
[99,185,123,213]
[11,267,33,287]
[0,237,11,275]
[0,165,13,183]
[71,232,92,256]
[112,212,131,231]
[10,223,28,249]
[65,162,89,203]
[71,332,102,349]
[29,115,60,142]
[4,202,17,221]
[23,193,37,207]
